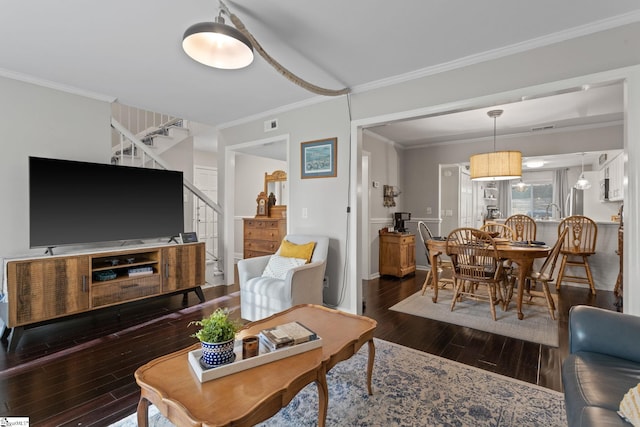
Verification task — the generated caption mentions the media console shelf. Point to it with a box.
[1,242,206,352]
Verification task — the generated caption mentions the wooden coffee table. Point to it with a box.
[135,304,377,427]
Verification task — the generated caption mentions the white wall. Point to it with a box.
[0,76,111,257]
[195,149,217,168]
[362,131,403,277]
[221,97,351,309]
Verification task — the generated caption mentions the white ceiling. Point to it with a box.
[1,0,640,135]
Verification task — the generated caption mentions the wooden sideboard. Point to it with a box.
[1,242,205,351]
[379,231,416,278]
[243,218,287,258]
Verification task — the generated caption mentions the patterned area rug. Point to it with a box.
[112,338,566,426]
[390,289,559,347]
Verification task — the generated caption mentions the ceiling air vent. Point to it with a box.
[530,125,555,132]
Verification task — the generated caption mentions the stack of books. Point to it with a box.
[127,266,154,277]
[258,321,318,351]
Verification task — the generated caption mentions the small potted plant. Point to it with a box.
[189,308,240,367]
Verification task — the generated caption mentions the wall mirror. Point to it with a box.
[265,170,288,207]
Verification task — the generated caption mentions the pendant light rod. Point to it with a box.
[487,109,503,152]
[469,108,521,181]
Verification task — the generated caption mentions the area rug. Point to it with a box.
[111,338,566,426]
[390,288,559,347]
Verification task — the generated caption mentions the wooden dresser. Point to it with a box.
[379,230,416,278]
[243,218,287,258]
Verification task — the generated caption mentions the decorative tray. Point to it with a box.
[188,337,323,383]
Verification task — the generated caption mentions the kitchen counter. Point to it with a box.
[528,218,619,226]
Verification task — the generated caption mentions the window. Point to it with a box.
[511,173,553,218]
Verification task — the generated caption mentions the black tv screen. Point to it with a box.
[29,156,184,248]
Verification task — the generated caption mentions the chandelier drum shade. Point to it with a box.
[182,16,254,69]
[470,109,522,181]
[470,151,522,181]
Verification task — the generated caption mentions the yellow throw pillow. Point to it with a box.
[279,239,316,263]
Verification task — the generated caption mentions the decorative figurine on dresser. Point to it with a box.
[243,170,288,259]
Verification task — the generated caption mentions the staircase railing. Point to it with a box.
[110,118,223,281]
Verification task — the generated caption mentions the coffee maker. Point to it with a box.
[394,212,411,232]
[486,207,501,220]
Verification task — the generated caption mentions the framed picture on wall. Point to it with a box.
[301,137,337,179]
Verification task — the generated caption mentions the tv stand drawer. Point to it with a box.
[91,275,161,308]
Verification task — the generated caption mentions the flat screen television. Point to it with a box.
[29,156,184,249]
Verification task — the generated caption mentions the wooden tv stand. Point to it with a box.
[0,242,206,352]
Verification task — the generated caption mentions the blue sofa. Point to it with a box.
[562,305,640,426]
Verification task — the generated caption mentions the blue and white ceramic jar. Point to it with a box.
[201,339,235,367]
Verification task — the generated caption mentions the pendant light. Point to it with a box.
[514,179,528,192]
[470,110,522,181]
[574,153,592,190]
[181,0,349,96]
[182,6,254,69]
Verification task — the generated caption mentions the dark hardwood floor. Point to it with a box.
[0,272,619,426]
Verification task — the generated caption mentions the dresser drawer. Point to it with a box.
[244,228,282,242]
[245,239,280,253]
[91,275,161,308]
[244,219,281,229]
[243,217,286,259]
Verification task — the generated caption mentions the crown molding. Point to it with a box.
[0,67,116,103]
[351,11,640,94]
[362,129,405,150]
[217,93,332,130]
[403,120,624,150]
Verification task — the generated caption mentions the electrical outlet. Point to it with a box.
[372,181,380,188]
[426,207,432,214]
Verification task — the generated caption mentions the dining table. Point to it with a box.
[426,238,551,320]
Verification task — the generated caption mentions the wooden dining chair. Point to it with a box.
[504,214,537,242]
[556,215,598,295]
[480,222,515,240]
[417,221,453,298]
[503,228,568,319]
[446,228,506,321]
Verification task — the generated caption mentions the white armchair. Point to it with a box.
[238,234,329,321]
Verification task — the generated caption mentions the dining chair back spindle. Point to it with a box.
[505,214,537,242]
[446,228,506,321]
[480,223,515,240]
[556,215,598,294]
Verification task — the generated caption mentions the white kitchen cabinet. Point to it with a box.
[607,153,624,201]
[599,153,624,202]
